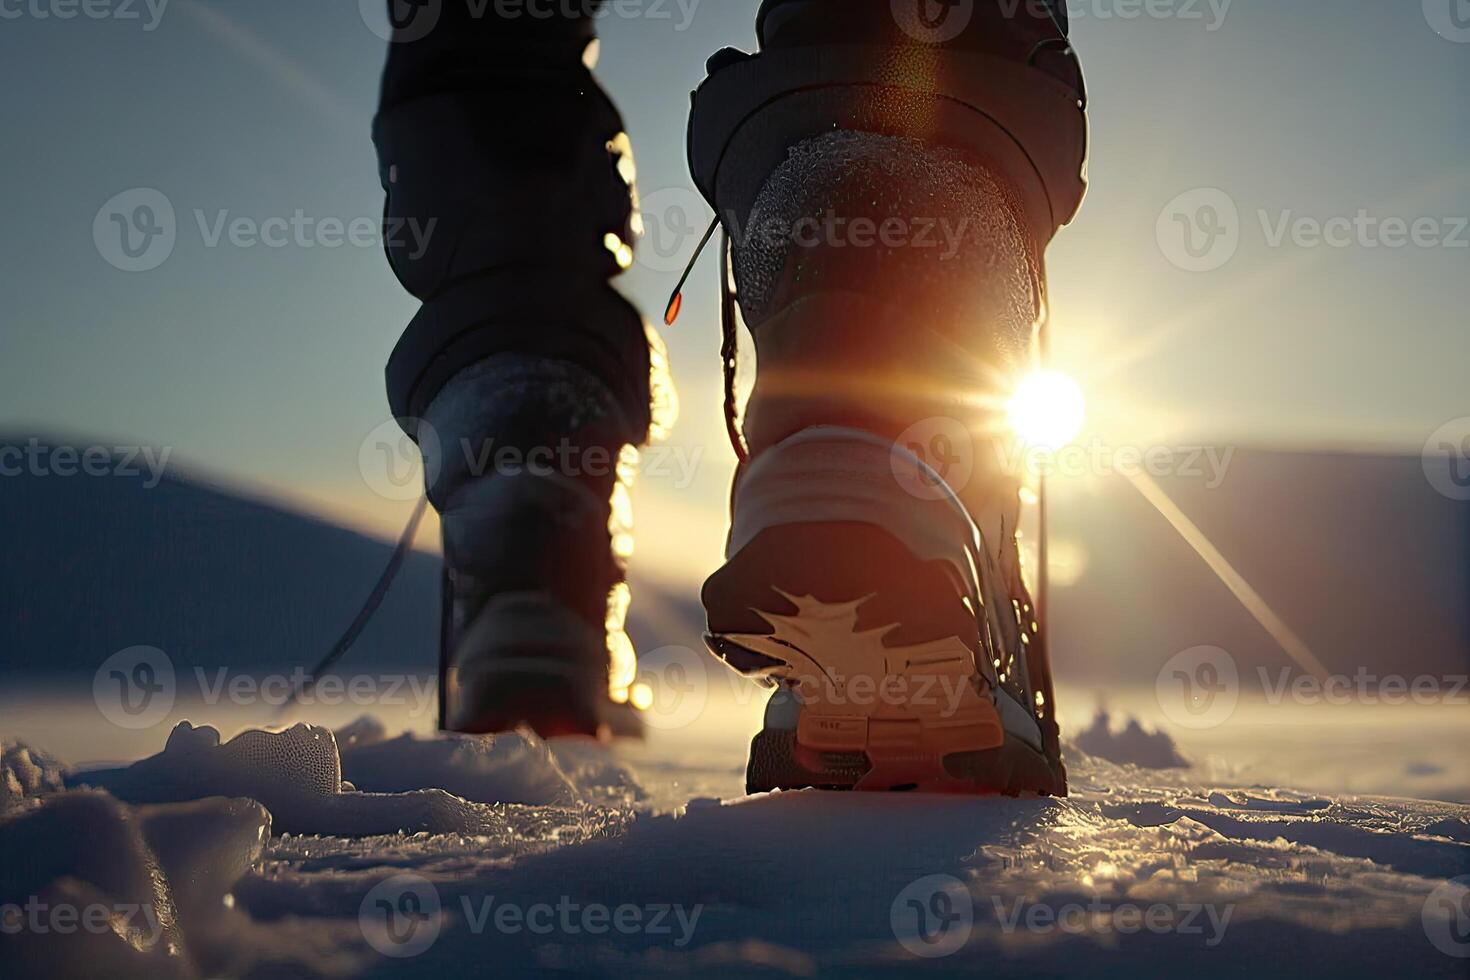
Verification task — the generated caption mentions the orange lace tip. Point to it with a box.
[663,292,683,326]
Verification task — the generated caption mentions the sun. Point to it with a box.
[1007,371,1087,450]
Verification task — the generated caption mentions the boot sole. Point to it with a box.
[443,591,636,740]
[704,521,1066,796]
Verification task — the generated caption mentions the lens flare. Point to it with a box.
[1007,371,1086,450]
[629,683,655,712]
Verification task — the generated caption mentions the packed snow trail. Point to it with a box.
[2,715,1467,978]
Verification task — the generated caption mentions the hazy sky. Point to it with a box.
[1,0,1467,583]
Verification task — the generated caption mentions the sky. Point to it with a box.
[1,0,1467,586]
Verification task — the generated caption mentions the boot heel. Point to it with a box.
[703,428,1063,795]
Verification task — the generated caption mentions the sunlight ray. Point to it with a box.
[1125,470,1331,682]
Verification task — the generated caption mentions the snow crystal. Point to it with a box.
[70,721,516,837]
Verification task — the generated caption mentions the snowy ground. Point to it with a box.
[3,681,1468,979]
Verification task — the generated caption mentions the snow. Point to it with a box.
[2,695,1468,979]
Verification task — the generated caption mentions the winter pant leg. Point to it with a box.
[373,0,652,440]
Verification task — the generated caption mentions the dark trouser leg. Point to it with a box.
[374,0,650,446]
[372,2,660,734]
